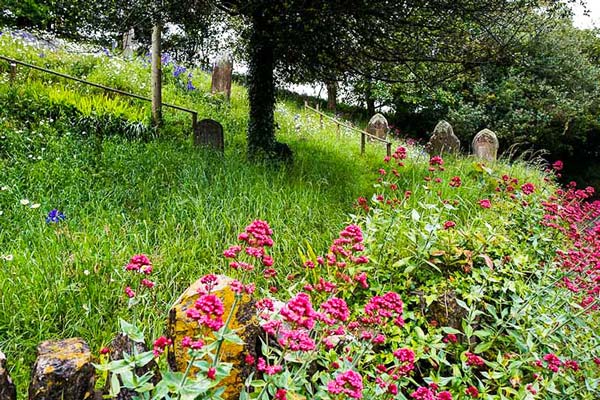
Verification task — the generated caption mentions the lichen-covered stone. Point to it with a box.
[29,338,94,400]
[472,128,499,162]
[168,275,259,400]
[106,334,158,400]
[426,120,461,156]
[366,113,389,140]
[422,291,467,332]
[0,350,16,400]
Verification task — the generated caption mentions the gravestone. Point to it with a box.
[194,119,224,153]
[472,128,499,162]
[366,113,388,140]
[425,120,460,156]
[122,28,135,59]
[167,275,260,400]
[29,338,94,400]
[0,350,16,400]
[211,55,233,100]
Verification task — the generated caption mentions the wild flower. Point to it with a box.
[443,221,456,230]
[187,293,225,331]
[429,156,444,166]
[152,336,171,357]
[465,386,479,397]
[478,199,491,209]
[521,182,536,195]
[173,64,186,78]
[465,352,485,367]
[449,176,462,187]
[46,209,66,223]
[327,370,363,399]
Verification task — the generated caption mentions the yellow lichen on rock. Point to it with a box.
[168,275,259,400]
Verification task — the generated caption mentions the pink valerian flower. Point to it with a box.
[521,182,536,195]
[261,319,282,335]
[564,359,580,371]
[465,352,485,367]
[187,294,225,331]
[280,293,317,329]
[449,176,462,187]
[543,353,562,372]
[222,245,241,258]
[141,278,155,289]
[207,367,216,380]
[327,370,364,399]
[429,156,444,166]
[443,221,456,230]
[275,388,287,400]
[393,348,415,375]
[278,329,316,351]
[245,353,255,365]
[124,286,136,298]
[238,220,274,247]
[257,357,282,375]
[438,392,453,400]
[410,387,436,400]
[125,254,152,274]
[152,336,172,357]
[181,336,204,350]
[465,386,479,397]
[392,146,407,160]
[354,272,369,288]
[443,333,458,343]
[552,160,564,171]
[200,274,219,292]
[478,199,491,209]
[362,292,404,327]
[319,297,350,325]
[99,347,110,355]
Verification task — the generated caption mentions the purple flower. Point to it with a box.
[161,52,172,65]
[173,64,186,78]
[186,79,195,91]
[46,209,66,223]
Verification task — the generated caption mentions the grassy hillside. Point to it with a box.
[0,31,599,399]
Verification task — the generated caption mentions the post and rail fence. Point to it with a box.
[0,55,200,135]
[304,100,392,157]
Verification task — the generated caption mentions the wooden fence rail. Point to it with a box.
[0,55,199,133]
[304,100,392,157]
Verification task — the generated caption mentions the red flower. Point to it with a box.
[327,370,363,399]
[521,182,536,195]
[465,352,485,367]
[207,367,216,380]
[443,221,456,230]
[429,156,444,166]
[552,160,564,171]
[275,389,287,400]
[465,386,479,398]
[478,199,491,209]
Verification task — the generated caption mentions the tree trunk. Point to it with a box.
[366,80,375,116]
[247,12,275,156]
[151,24,162,127]
[326,81,337,112]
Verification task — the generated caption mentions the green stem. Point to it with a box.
[176,353,198,400]
[212,294,241,367]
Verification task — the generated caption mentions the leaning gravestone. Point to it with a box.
[0,350,16,400]
[425,120,460,156]
[366,113,389,140]
[472,128,499,162]
[168,275,260,400]
[29,338,94,400]
[194,119,224,153]
[122,28,135,59]
[211,55,233,100]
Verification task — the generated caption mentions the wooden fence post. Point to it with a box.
[387,142,392,157]
[9,63,16,83]
[361,132,366,155]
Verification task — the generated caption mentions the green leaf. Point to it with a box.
[119,318,145,343]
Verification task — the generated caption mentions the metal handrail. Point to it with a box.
[304,101,392,156]
[0,55,199,128]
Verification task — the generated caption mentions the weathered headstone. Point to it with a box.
[0,350,16,400]
[472,128,499,162]
[168,275,259,400]
[194,119,224,152]
[366,113,389,140]
[29,338,94,400]
[106,334,158,400]
[210,55,233,100]
[425,120,461,156]
[122,28,135,59]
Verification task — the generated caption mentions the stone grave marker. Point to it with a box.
[194,119,224,153]
[472,128,499,162]
[0,350,16,400]
[122,28,135,59]
[211,55,233,100]
[29,338,94,400]
[425,120,460,156]
[168,275,259,400]
[366,113,389,140]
